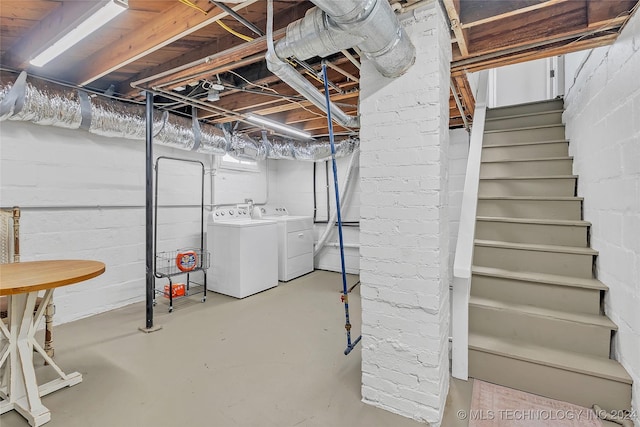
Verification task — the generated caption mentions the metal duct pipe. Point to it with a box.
[265,0,359,129]
[265,51,360,129]
[0,73,358,162]
[276,0,416,78]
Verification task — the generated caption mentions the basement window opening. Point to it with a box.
[218,153,259,172]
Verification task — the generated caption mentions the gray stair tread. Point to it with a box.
[483,139,569,148]
[488,99,564,111]
[480,175,577,180]
[469,333,632,384]
[482,156,573,163]
[484,124,564,134]
[470,295,617,330]
[476,216,590,227]
[472,266,607,290]
[475,239,598,255]
[485,109,564,122]
[478,196,583,201]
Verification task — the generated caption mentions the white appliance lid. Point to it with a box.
[212,219,276,227]
[262,215,312,221]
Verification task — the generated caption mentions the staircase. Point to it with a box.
[468,98,633,412]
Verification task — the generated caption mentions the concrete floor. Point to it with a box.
[2,270,472,427]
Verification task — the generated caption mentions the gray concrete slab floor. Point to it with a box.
[2,270,468,427]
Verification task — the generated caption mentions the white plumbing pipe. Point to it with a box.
[314,148,359,255]
[324,242,360,249]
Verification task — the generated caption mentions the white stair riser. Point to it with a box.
[482,142,569,161]
[486,99,565,119]
[477,199,582,220]
[485,111,563,131]
[479,178,576,197]
[484,126,566,146]
[475,220,588,246]
[471,275,601,314]
[470,304,612,357]
[480,159,573,177]
[469,350,632,413]
[473,245,594,278]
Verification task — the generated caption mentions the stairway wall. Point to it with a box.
[563,9,640,423]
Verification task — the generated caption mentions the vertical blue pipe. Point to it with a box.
[321,63,361,355]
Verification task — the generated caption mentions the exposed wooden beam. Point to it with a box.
[118,2,313,96]
[147,35,282,90]
[73,0,260,86]
[587,0,637,28]
[451,71,474,121]
[460,0,570,29]
[1,1,99,69]
[465,1,587,56]
[452,18,623,65]
[452,33,618,74]
[587,14,629,30]
[209,91,359,125]
[442,0,469,56]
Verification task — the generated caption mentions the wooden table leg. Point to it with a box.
[0,293,51,426]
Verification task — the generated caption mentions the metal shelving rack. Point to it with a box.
[153,156,208,312]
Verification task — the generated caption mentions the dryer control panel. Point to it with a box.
[261,206,289,216]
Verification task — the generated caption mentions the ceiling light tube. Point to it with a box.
[30,0,128,68]
[246,114,312,140]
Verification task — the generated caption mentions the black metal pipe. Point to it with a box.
[210,0,264,37]
[313,221,359,226]
[145,92,154,329]
[313,162,317,222]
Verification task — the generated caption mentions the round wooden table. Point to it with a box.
[0,260,105,426]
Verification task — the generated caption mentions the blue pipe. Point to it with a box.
[321,63,361,356]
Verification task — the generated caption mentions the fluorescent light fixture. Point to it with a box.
[246,114,312,140]
[30,0,127,68]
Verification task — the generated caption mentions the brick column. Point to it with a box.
[359,2,452,425]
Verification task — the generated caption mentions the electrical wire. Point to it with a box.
[216,20,253,42]
[228,70,326,119]
[178,0,208,15]
[228,70,278,94]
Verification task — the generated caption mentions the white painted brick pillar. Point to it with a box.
[359,2,452,425]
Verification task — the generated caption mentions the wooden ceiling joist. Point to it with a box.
[442,0,469,56]
[459,0,570,29]
[73,0,261,87]
[118,2,313,97]
[453,33,619,74]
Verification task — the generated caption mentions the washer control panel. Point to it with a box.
[211,207,250,221]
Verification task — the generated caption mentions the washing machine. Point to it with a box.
[207,207,278,298]
[259,206,314,282]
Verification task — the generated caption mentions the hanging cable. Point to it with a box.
[178,0,208,15]
[216,20,254,42]
[321,61,361,356]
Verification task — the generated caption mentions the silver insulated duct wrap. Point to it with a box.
[0,72,358,162]
[2,74,82,128]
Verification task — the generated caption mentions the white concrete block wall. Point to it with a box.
[359,2,451,425]
[563,9,640,424]
[213,159,268,206]
[0,121,267,324]
[272,157,361,274]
